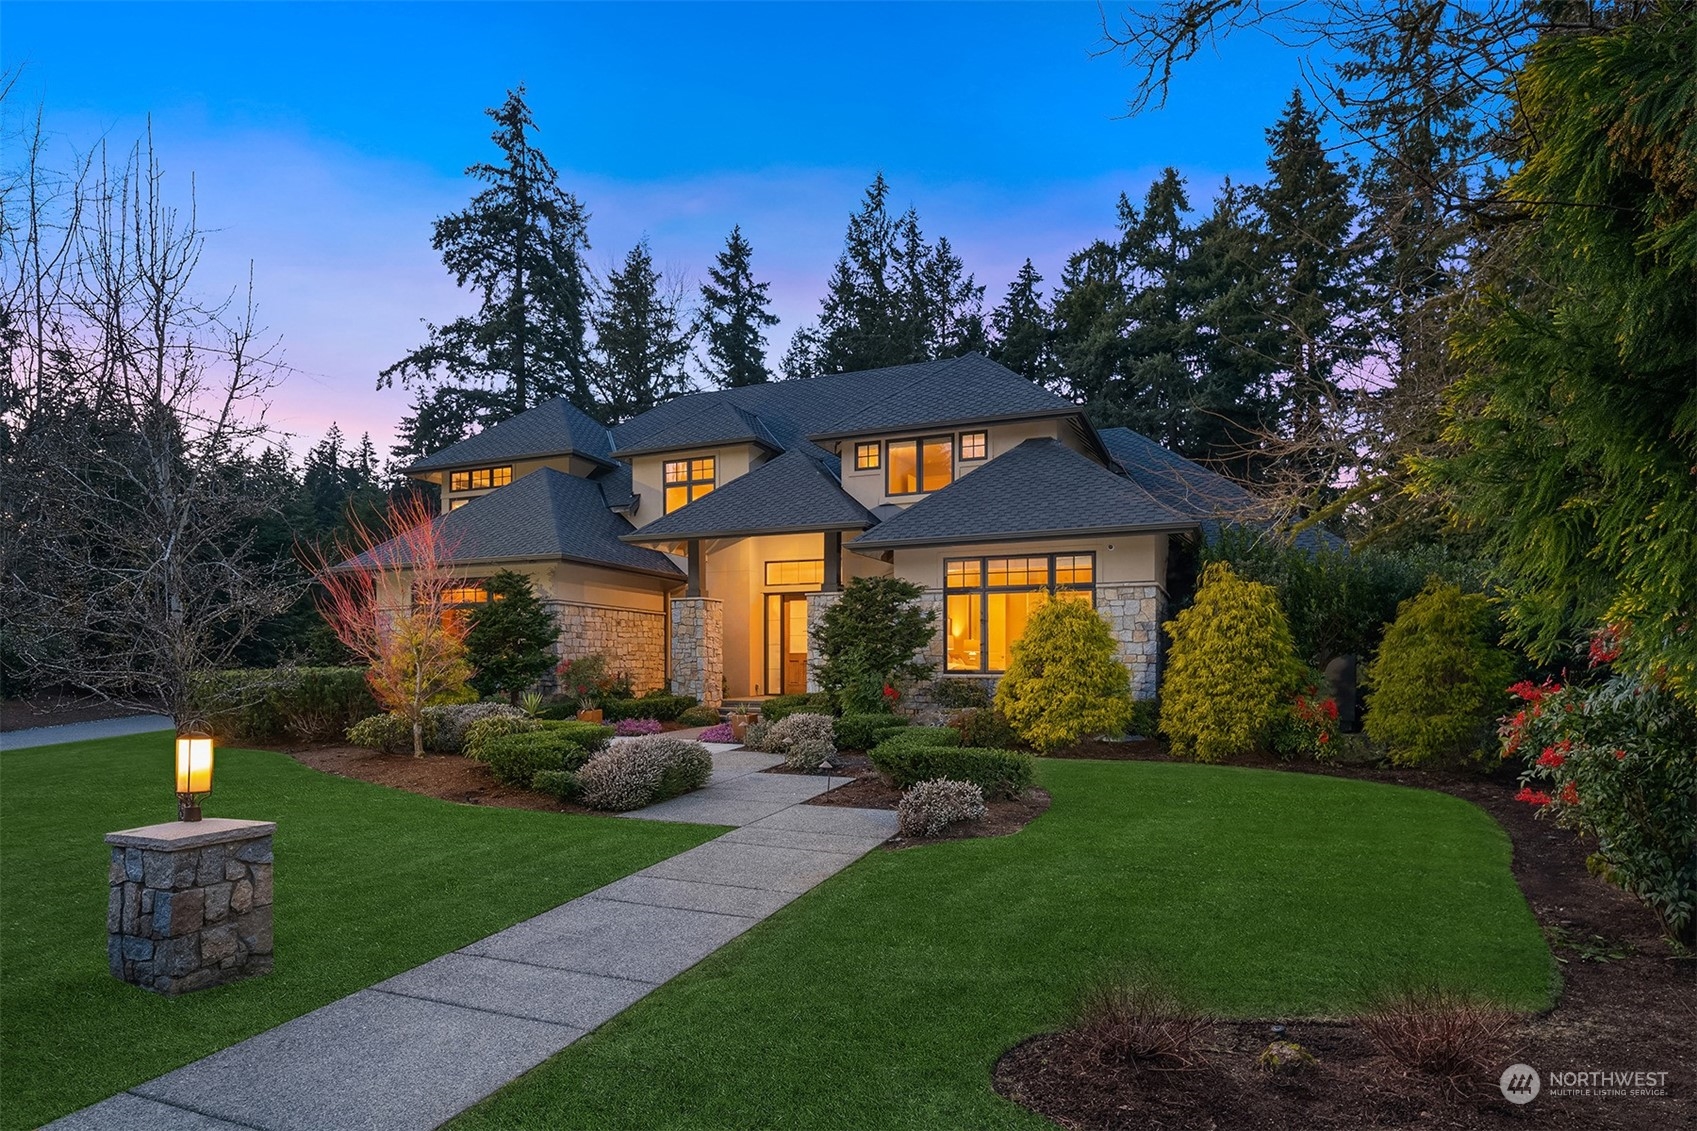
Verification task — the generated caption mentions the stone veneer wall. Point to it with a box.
[106,820,275,996]
[550,602,667,693]
[802,592,841,694]
[1097,582,1168,700]
[670,597,724,707]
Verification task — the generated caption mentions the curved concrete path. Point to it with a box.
[50,746,896,1131]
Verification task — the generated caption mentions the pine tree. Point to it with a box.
[698,225,778,388]
[465,570,562,702]
[589,241,694,422]
[382,87,594,456]
[1110,169,1197,445]
[1048,240,1129,412]
[780,323,824,380]
[988,259,1052,385]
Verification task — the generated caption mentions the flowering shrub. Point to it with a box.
[697,722,736,743]
[1364,581,1514,765]
[996,595,1132,752]
[576,735,713,811]
[1161,563,1305,762]
[423,701,526,754]
[1273,682,1341,761]
[743,719,775,752]
[554,653,633,709]
[614,717,664,737]
[897,778,987,838]
[765,711,838,769]
[1505,668,1697,943]
[462,715,539,762]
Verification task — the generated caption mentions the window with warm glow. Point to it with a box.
[765,560,825,586]
[448,466,512,492]
[448,497,470,511]
[441,582,491,606]
[944,553,1095,672]
[664,457,716,513]
[960,431,988,460]
[854,442,880,470]
[887,436,954,495]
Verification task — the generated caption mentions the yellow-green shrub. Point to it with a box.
[1364,581,1514,765]
[1160,562,1305,762]
[995,595,1132,753]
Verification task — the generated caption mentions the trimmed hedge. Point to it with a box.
[463,716,538,762]
[535,720,617,748]
[603,693,699,722]
[481,731,596,788]
[198,667,376,742]
[531,768,580,802]
[869,744,1034,800]
[761,692,835,723]
[833,713,909,752]
[869,727,961,760]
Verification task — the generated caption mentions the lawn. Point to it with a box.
[0,734,723,1131]
[454,758,1554,1131]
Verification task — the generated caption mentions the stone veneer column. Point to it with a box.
[803,592,842,693]
[1097,582,1168,700]
[105,818,275,996]
[670,596,724,707]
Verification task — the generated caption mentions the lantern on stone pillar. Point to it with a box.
[174,731,214,822]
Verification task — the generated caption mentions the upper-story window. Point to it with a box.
[664,457,716,513]
[960,431,988,461]
[449,466,512,492]
[854,442,881,470]
[887,436,954,495]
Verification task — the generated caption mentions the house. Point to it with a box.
[387,353,1276,707]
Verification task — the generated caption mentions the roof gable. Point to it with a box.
[622,449,875,542]
[610,400,782,459]
[407,398,614,472]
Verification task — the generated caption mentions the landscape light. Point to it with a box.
[174,731,214,822]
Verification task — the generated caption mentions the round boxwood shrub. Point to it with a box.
[833,713,909,753]
[995,595,1132,753]
[481,731,594,788]
[1160,562,1305,763]
[1365,580,1514,765]
[576,736,713,811]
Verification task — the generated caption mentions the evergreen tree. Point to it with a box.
[697,225,778,387]
[1108,169,1197,445]
[779,323,824,380]
[382,87,594,456]
[988,259,1052,385]
[1048,240,1129,412]
[589,241,694,422]
[465,570,561,702]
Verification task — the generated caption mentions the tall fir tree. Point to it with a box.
[697,225,779,387]
[589,241,694,422]
[465,570,561,702]
[1048,240,1130,412]
[988,259,1052,385]
[381,87,594,457]
[1111,169,1198,446]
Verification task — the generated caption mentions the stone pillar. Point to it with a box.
[1097,582,1168,700]
[803,591,842,693]
[106,818,275,996]
[670,596,724,707]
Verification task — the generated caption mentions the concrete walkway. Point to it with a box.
[1,714,173,751]
[51,747,895,1131]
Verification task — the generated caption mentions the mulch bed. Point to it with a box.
[776,752,1052,842]
[995,739,1697,1131]
[280,745,596,814]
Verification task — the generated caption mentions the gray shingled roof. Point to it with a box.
[406,398,615,472]
[344,468,682,579]
[622,449,875,542]
[807,353,1078,439]
[610,401,782,458]
[849,438,1196,550]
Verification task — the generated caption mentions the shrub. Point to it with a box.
[530,768,579,802]
[465,570,560,701]
[533,719,616,749]
[870,744,1034,800]
[996,595,1133,753]
[423,701,526,754]
[1506,667,1697,943]
[576,736,713,811]
[1271,680,1341,761]
[1364,580,1514,765]
[833,713,908,752]
[897,779,987,837]
[462,715,539,762]
[743,719,774,752]
[949,707,1020,749]
[760,692,834,723]
[930,677,992,710]
[870,727,961,759]
[345,713,422,754]
[603,693,698,722]
[1072,972,1211,1069]
[1160,562,1306,763]
[1128,697,1160,739]
[614,718,664,737]
[481,731,593,788]
[765,712,838,769]
[555,654,632,709]
[676,705,720,727]
[1358,987,1514,1081]
[812,576,937,713]
[697,722,736,743]
[196,667,378,743]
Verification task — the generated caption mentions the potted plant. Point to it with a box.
[730,712,752,741]
[559,655,608,723]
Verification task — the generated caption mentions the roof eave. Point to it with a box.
[848,519,1199,551]
[806,407,1084,444]
[405,448,617,474]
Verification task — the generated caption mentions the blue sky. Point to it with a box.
[4,2,1318,453]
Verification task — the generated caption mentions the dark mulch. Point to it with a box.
[280,744,596,814]
[997,738,1697,1131]
[778,752,1052,842]
[0,695,157,732]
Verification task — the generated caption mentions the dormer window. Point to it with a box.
[448,466,512,492]
[887,436,953,495]
[664,457,716,513]
[854,442,881,470]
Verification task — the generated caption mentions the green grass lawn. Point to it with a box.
[0,734,723,1131]
[454,758,1554,1131]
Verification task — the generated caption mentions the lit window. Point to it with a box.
[448,498,470,511]
[854,442,881,471]
[664,457,716,513]
[887,436,954,495]
[943,553,1097,673]
[960,431,988,460]
[448,466,512,492]
[441,582,490,606]
[765,560,825,586]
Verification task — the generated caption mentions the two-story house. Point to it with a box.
[387,353,1273,707]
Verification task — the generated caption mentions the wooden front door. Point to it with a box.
[782,594,809,694]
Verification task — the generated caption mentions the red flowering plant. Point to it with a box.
[1504,629,1697,945]
[1273,679,1341,761]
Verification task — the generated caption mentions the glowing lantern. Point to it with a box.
[174,732,214,822]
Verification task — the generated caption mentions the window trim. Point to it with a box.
[853,442,881,471]
[885,434,956,496]
[959,431,988,461]
[663,456,717,513]
[942,553,1097,673]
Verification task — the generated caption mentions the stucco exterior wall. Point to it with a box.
[835,418,1066,512]
[626,444,760,530]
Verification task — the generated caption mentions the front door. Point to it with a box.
[782,594,809,694]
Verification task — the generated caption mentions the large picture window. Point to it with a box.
[944,553,1095,673]
[664,457,716,513]
[887,436,954,495]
